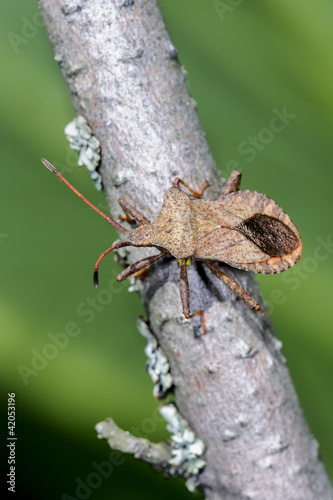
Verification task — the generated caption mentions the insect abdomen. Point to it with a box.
[234,213,299,257]
[192,190,302,274]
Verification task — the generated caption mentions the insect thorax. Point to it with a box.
[151,187,197,259]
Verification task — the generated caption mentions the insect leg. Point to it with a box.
[94,240,132,286]
[219,170,242,198]
[206,262,264,312]
[118,199,150,224]
[180,259,207,333]
[116,251,167,281]
[173,178,209,198]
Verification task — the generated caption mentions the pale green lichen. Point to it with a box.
[64,115,102,190]
[54,53,64,63]
[159,403,206,491]
[137,318,173,399]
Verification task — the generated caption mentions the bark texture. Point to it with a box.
[38,1,333,498]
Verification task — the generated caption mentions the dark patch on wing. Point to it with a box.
[234,213,299,257]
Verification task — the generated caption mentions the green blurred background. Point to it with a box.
[1,1,333,498]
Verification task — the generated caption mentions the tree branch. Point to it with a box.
[95,417,172,466]
[38,0,333,498]
[96,404,207,491]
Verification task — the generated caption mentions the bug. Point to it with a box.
[41,159,302,333]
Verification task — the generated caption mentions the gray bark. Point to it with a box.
[38,0,333,498]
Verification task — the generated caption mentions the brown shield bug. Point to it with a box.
[41,159,302,333]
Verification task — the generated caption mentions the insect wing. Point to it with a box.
[193,190,302,274]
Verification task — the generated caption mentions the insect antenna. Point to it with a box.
[41,158,130,235]
[93,240,132,287]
